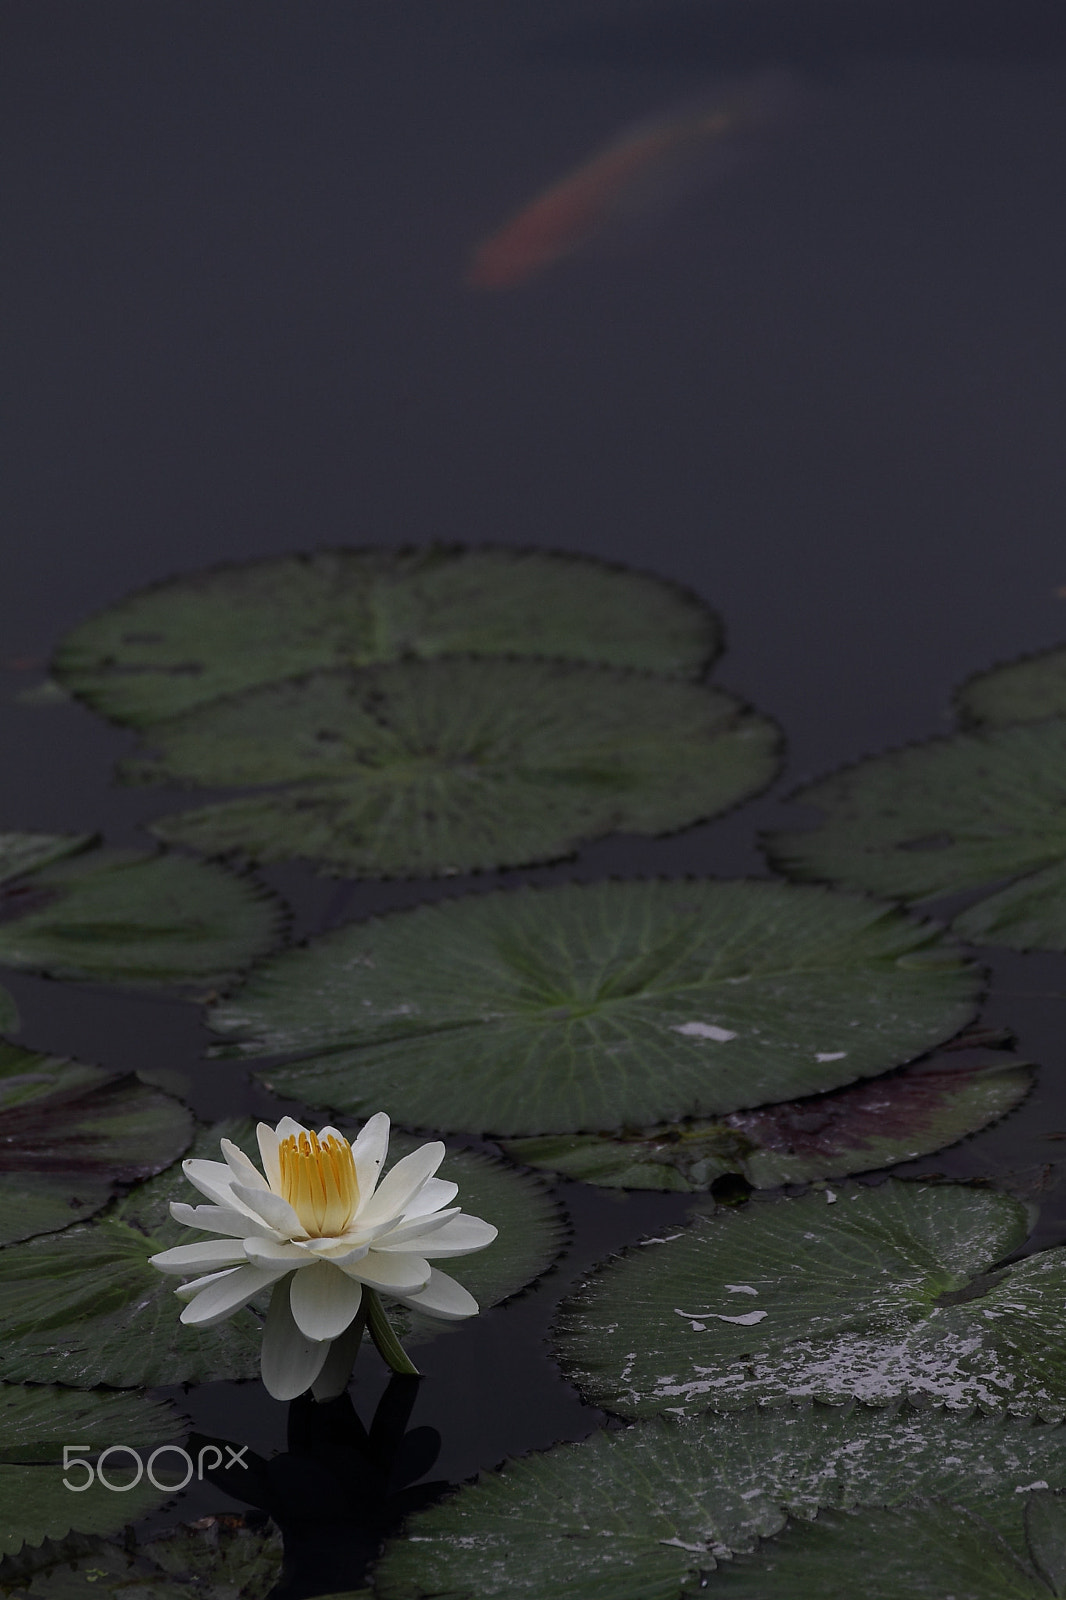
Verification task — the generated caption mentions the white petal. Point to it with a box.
[316,1240,370,1267]
[149,1239,249,1275]
[173,1269,234,1302]
[243,1238,315,1268]
[356,1142,445,1228]
[181,1159,262,1221]
[393,1266,479,1321]
[256,1122,282,1192]
[373,1208,460,1248]
[340,1249,431,1293]
[231,1181,306,1238]
[379,1215,498,1259]
[220,1137,269,1190]
[260,1276,330,1401]
[274,1114,310,1141]
[400,1177,459,1220]
[351,1111,390,1202]
[317,1124,348,1145]
[289,1259,364,1341]
[169,1202,278,1240]
[306,1216,400,1256]
[179,1263,285,1328]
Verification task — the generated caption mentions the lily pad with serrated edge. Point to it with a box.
[51,545,720,728]
[957,646,1066,730]
[372,1408,1066,1600]
[208,878,979,1138]
[766,720,1066,951]
[502,1049,1034,1191]
[0,833,93,886]
[552,1178,1066,1420]
[709,1495,1066,1599]
[123,659,781,878]
[0,1516,283,1598]
[0,1385,185,1556]
[0,1040,194,1244]
[0,842,283,986]
[0,1120,566,1387]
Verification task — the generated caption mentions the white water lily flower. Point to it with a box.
[149,1114,497,1401]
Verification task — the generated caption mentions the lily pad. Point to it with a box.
[552,1178,1066,1419]
[0,1122,565,1387]
[711,1496,1066,1599]
[766,720,1066,950]
[373,1408,1066,1600]
[0,834,92,885]
[957,646,1066,730]
[0,1516,283,1598]
[0,1041,193,1244]
[51,546,720,728]
[210,879,979,1137]
[0,1385,185,1556]
[123,659,781,878]
[0,842,282,986]
[502,1049,1033,1191]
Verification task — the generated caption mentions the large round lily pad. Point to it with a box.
[0,1385,185,1556]
[373,1407,1066,1600]
[957,646,1066,730]
[553,1179,1066,1419]
[0,1517,283,1598]
[209,880,979,1137]
[0,1122,565,1387]
[51,546,720,727]
[502,1049,1033,1191]
[0,837,282,986]
[123,659,781,878]
[766,720,1066,950]
[711,1496,1066,1599]
[0,1041,193,1244]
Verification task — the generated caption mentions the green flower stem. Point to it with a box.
[364,1288,421,1377]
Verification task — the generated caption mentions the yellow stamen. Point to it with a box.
[277,1129,359,1237]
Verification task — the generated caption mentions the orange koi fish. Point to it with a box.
[466,72,797,290]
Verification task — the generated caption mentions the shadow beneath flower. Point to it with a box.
[190,1375,446,1598]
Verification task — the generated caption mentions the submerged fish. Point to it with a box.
[466,72,797,290]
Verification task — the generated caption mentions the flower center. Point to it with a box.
[277,1130,359,1237]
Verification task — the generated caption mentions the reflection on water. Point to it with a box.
[193,1378,445,1599]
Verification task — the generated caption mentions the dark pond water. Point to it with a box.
[4,3,1066,1595]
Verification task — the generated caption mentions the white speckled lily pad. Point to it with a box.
[553,1179,1066,1419]
[374,1407,1066,1600]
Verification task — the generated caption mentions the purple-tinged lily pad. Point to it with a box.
[502,1049,1033,1191]
[0,1041,194,1244]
